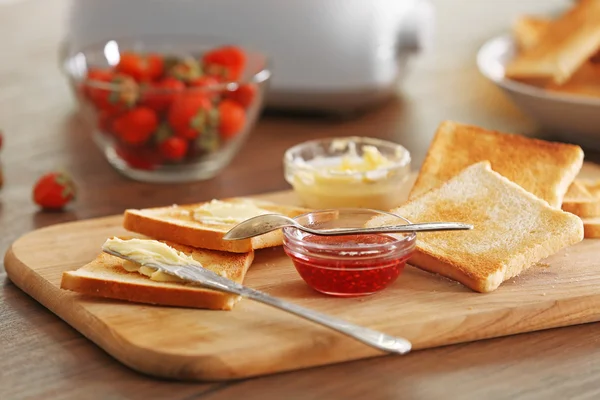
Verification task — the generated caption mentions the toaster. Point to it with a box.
[64,0,434,113]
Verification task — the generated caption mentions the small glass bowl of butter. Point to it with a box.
[284,137,411,210]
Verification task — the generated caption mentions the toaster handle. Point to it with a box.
[397,0,435,54]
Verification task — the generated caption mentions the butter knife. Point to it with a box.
[102,247,412,355]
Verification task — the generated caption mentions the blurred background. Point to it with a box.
[0,0,589,214]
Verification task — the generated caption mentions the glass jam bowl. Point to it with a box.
[61,36,271,183]
[282,209,416,297]
[283,137,411,210]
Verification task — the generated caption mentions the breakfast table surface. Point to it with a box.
[3,0,600,399]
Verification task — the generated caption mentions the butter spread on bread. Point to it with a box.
[61,237,254,310]
[123,198,309,253]
[103,237,230,283]
[410,121,584,207]
[368,162,584,293]
[192,199,272,225]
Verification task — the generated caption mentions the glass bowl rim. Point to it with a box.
[283,136,411,178]
[282,207,417,254]
[60,34,272,91]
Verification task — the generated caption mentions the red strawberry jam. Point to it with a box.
[284,232,414,297]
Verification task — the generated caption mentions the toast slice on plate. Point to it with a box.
[123,198,308,253]
[583,217,600,238]
[410,121,583,207]
[368,162,584,293]
[561,180,600,218]
[512,16,550,51]
[61,238,254,310]
[505,0,600,85]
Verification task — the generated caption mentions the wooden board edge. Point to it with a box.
[7,228,600,381]
[3,244,243,381]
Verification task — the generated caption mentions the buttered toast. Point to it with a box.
[61,238,254,310]
[124,198,308,253]
[410,121,584,207]
[368,162,584,293]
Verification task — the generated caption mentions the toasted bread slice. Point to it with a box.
[123,198,309,253]
[410,121,584,207]
[546,61,600,98]
[505,0,600,85]
[513,16,550,51]
[561,180,600,218]
[583,217,600,238]
[61,239,254,310]
[369,162,584,293]
[580,179,600,197]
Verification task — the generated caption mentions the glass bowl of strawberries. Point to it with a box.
[61,37,271,182]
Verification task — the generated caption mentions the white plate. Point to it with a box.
[477,34,600,150]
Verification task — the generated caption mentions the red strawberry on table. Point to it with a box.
[33,171,76,210]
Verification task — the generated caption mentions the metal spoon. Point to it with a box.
[223,214,473,241]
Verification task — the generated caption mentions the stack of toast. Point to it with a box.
[61,198,308,310]
[368,121,586,293]
[505,0,600,97]
[562,179,600,238]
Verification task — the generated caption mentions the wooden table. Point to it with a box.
[3,0,600,399]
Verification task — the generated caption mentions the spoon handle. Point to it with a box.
[311,222,473,236]
[237,286,412,354]
[172,267,411,354]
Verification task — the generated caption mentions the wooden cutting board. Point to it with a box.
[5,164,600,381]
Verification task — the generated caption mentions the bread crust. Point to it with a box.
[410,121,584,207]
[505,0,600,84]
[583,218,600,238]
[123,198,309,253]
[60,241,254,310]
[371,162,584,292]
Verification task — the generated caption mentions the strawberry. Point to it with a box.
[116,52,164,82]
[217,99,246,139]
[87,72,139,114]
[141,77,185,112]
[113,107,159,146]
[83,68,112,98]
[189,75,221,100]
[167,93,212,140]
[202,46,246,81]
[225,83,257,108]
[168,58,202,83]
[159,137,188,161]
[115,145,159,170]
[33,172,76,210]
[97,110,116,135]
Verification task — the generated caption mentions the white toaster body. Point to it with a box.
[65,0,434,112]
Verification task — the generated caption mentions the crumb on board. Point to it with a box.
[534,262,551,268]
